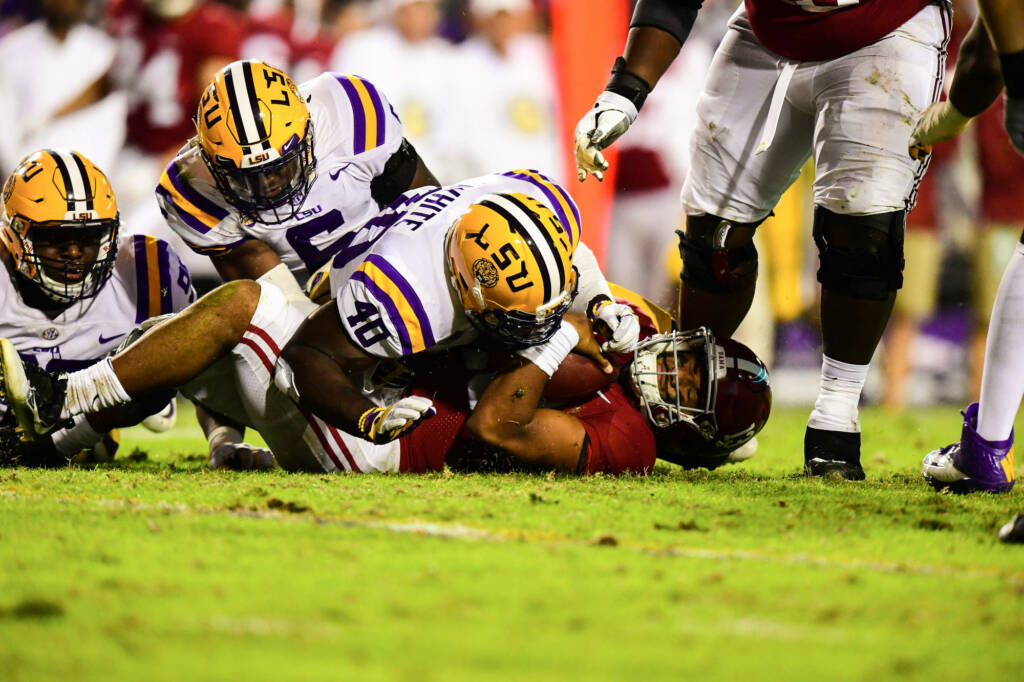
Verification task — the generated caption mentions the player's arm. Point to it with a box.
[574,0,703,181]
[212,243,317,314]
[370,139,440,208]
[464,314,611,473]
[978,0,1024,155]
[276,302,434,443]
[195,403,274,470]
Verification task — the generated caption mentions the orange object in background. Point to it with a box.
[549,0,630,266]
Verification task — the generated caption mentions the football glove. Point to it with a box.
[908,100,971,159]
[588,296,640,353]
[1006,95,1024,156]
[209,442,276,471]
[573,92,638,182]
[357,396,436,444]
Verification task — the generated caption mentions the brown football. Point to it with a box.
[544,352,621,404]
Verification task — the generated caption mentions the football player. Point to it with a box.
[0,148,195,463]
[573,0,951,480]
[155,59,439,313]
[0,172,641,472]
[911,3,1024,496]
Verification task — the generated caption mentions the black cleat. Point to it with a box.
[804,427,865,480]
[999,514,1024,544]
[0,338,68,441]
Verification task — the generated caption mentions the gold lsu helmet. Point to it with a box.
[1,149,119,304]
[446,192,578,347]
[195,60,315,224]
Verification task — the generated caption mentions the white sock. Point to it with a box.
[51,414,103,456]
[807,355,868,433]
[977,242,1024,442]
[62,358,131,418]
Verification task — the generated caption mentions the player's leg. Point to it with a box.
[923,236,1024,493]
[0,280,262,437]
[676,9,813,337]
[804,4,950,478]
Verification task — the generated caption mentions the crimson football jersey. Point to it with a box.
[745,0,933,61]
[108,0,244,154]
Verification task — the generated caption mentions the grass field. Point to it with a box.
[2,402,1022,681]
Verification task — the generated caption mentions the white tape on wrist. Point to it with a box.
[207,425,244,450]
[516,321,580,377]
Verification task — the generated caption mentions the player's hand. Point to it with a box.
[588,297,640,353]
[1005,95,1024,156]
[357,396,436,444]
[209,442,276,471]
[909,100,972,159]
[563,313,613,375]
[573,92,637,182]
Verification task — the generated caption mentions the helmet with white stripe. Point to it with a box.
[628,329,772,465]
[1,149,119,304]
[446,192,577,348]
[195,60,315,224]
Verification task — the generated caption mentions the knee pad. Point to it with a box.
[676,218,758,293]
[812,207,906,300]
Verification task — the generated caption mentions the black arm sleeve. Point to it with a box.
[629,0,703,46]
[370,138,420,208]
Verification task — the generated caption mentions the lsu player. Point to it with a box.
[0,172,641,472]
[155,59,438,310]
[0,149,195,464]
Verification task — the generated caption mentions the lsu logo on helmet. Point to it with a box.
[447,192,577,347]
[195,60,315,224]
[1,149,119,303]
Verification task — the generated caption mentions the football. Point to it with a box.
[544,352,620,404]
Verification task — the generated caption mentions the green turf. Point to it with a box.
[2,403,1022,681]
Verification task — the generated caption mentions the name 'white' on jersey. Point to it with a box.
[329,169,582,359]
[0,233,195,373]
[155,72,404,282]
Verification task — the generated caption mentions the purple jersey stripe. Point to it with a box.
[157,239,173,314]
[132,235,149,323]
[350,270,412,354]
[502,171,574,246]
[335,75,367,155]
[365,254,435,346]
[360,78,387,148]
[165,161,229,221]
[156,185,213,235]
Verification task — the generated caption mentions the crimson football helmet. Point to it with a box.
[628,328,772,469]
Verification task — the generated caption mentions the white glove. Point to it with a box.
[573,91,638,182]
[909,100,972,159]
[357,395,436,444]
[209,442,276,470]
[590,299,640,353]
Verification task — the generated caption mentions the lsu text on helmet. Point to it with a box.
[195,60,315,224]
[1,149,119,304]
[446,192,577,348]
[629,329,772,468]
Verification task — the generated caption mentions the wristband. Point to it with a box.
[1000,50,1024,99]
[207,424,244,450]
[588,294,613,319]
[516,320,579,377]
[605,57,651,112]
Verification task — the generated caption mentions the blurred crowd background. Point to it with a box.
[0,0,1019,409]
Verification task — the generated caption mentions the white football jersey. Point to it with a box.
[329,170,583,359]
[0,233,196,373]
[155,72,404,283]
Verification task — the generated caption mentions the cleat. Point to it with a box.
[804,427,865,480]
[923,403,1015,493]
[0,339,68,441]
[142,399,177,433]
[998,514,1024,543]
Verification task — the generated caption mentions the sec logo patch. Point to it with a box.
[41,327,59,340]
[472,259,498,288]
